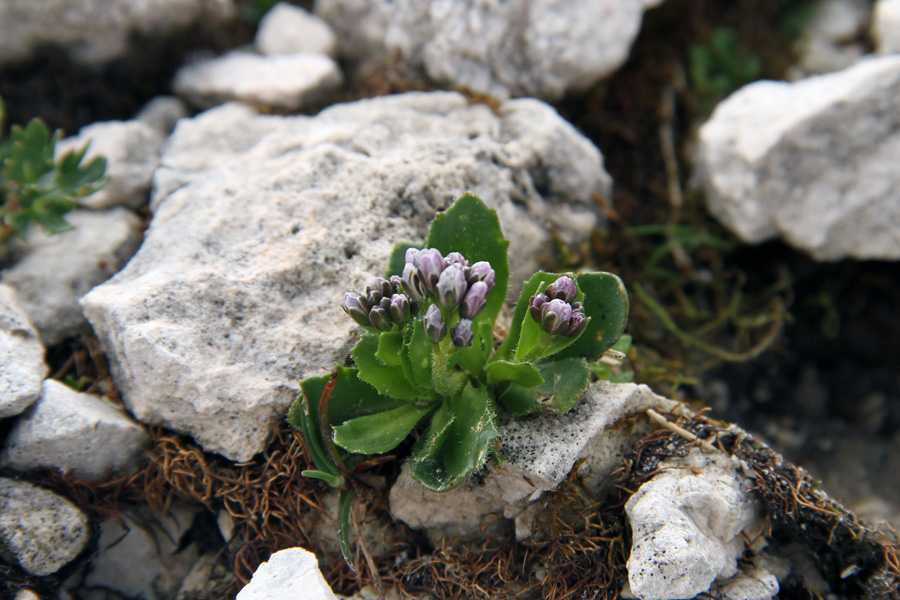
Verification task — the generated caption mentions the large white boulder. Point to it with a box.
[315,0,662,100]
[874,0,900,54]
[0,0,235,67]
[2,379,149,480]
[1,208,143,345]
[237,547,337,600]
[0,478,89,576]
[0,284,46,418]
[81,92,612,462]
[697,55,900,261]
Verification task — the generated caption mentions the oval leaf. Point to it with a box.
[553,272,629,361]
[333,402,433,454]
[485,360,544,387]
[352,333,419,399]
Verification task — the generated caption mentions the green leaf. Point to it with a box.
[386,242,420,278]
[553,272,629,361]
[494,271,558,362]
[444,383,498,479]
[376,331,404,367]
[301,469,344,488]
[402,318,433,390]
[337,489,357,573]
[410,401,455,462]
[533,358,591,413]
[497,384,540,416]
[352,333,419,399]
[454,319,493,377]
[485,360,544,387]
[509,272,584,362]
[426,193,509,329]
[299,366,405,428]
[288,393,339,477]
[332,402,432,454]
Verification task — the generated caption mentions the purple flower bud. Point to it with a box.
[564,311,587,337]
[389,294,412,324]
[389,275,403,294]
[342,292,371,327]
[451,319,474,348]
[466,261,495,293]
[379,296,392,312]
[369,306,392,331]
[572,301,584,313]
[443,252,469,269]
[529,293,549,322]
[367,289,383,307]
[418,248,444,291]
[540,299,572,336]
[545,276,577,304]
[401,263,427,302]
[435,264,467,310]
[459,281,488,319]
[405,247,421,268]
[423,304,446,343]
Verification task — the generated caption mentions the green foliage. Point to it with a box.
[287,193,629,569]
[688,28,761,115]
[0,98,107,245]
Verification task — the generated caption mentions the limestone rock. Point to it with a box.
[57,120,166,209]
[137,95,189,135]
[0,284,46,418]
[84,505,201,600]
[173,50,343,111]
[713,566,780,600]
[0,478,89,576]
[792,0,869,77]
[316,0,660,100]
[1,208,143,345]
[83,91,611,461]
[256,3,337,57]
[237,547,337,600]
[625,449,761,600]
[697,55,900,261]
[874,0,900,55]
[2,379,149,480]
[389,381,682,538]
[0,0,235,67]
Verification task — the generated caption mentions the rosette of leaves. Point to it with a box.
[288,193,629,568]
[0,97,108,245]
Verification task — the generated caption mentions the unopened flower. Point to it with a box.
[540,299,572,336]
[402,263,427,302]
[451,319,474,348]
[459,281,488,319]
[389,293,412,324]
[545,276,576,304]
[564,311,588,337]
[418,248,444,291]
[423,304,446,343]
[435,264,467,310]
[342,292,372,327]
[368,306,392,331]
[466,261,495,293]
[405,247,421,268]
[529,293,549,322]
[443,252,469,269]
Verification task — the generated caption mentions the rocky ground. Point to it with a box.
[1,0,899,599]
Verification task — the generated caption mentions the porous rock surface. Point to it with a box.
[256,3,337,57]
[137,95,189,135]
[173,50,343,111]
[236,547,337,600]
[316,0,664,100]
[0,478,89,576]
[0,284,46,418]
[1,208,143,345]
[84,505,201,599]
[389,381,682,538]
[57,120,166,210]
[2,379,149,480]
[83,92,611,462]
[792,0,868,76]
[874,0,900,54]
[625,449,764,600]
[0,0,235,67]
[697,55,900,261]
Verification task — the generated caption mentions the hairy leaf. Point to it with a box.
[333,402,432,454]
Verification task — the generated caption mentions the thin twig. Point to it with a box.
[646,408,717,453]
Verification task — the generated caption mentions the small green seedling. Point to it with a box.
[288,193,629,569]
[0,97,108,245]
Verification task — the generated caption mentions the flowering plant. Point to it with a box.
[288,194,628,566]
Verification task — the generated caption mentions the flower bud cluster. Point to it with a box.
[528,276,587,337]
[342,276,419,332]
[403,248,495,347]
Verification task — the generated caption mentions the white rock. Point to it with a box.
[173,50,343,111]
[137,95,188,135]
[84,505,200,600]
[794,0,869,76]
[389,381,682,538]
[83,91,611,461]
[13,590,41,600]
[237,547,337,600]
[256,3,337,57]
[625,449,760,600]
[874,0,900,54]
[0,0,235,67]
[0,284,46,418]
[316,0,659,100]
[697,55,900,261]
[2,379,149,480]
[0,478,89,576]
[57,120,166,209]
[713,566,779,600]
[1,208,143,345]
